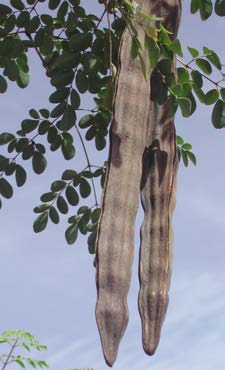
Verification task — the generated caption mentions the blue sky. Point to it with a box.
[1,1,225,370]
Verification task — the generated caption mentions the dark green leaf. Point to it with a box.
[79,114,93,129]
[51,70,74,89]
[17,68,29,88]
[95,133,106,150]
[79,178,91,198]
[49,0,61,10]
[0,156,10,173]
[35,143,46,154]
[62,169,77,180]
[51,180,66,192]
[186,151,197,165]
[0,4,12,16]
[70,89,80,109]
[39,109,50,119]
[220,88,225,101]
[22,144,34,160]
[157,59,172,76]
[49,88,69,104]
[76,70,88,93]
[65,223,78,244]
[0,75,7,93]
[33,212,48,233]
[57,195,68,214]
[190,0,199,13]
[204,89,219,105]
[5,162,16,176]
[61,139,76,160]
[88,230,97,254]
[0,133,15,146]
[196,58,212,75]
[50,102,67,118]
[33,204,50,213]
[69,32,93,52]
[49,206,59,224]
[168,39,183,57]
[181,149,188,167]
[215,0,225,16]
[66,186,79,206]
[0,178,13,199]
[15,164,26,186]
[211,99,225,128]
[144,34,160,69]
[60,105,76,131]
[199,0,213,20]
[32,151,47,174]
[40,192,56,202]
[191,70,203,88]
[21,119,39,133]
[177,97,192,117]
[203,47,222,70]
[10,0,24,11]
[150,70,168,104]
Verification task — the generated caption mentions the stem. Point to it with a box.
[1,338,18,370]
[177,57,222,88]
[74,124,98,206]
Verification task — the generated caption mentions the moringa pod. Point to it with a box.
[138,0,182,356]
[95,0,153,366]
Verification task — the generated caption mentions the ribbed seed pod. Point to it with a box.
[138,0,182,356]
[95,1,153,366]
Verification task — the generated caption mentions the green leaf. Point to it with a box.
[49,87,70,104]
[91,208,101,223]
[182,143,192,150]
[33,211,48,233]
[145,35,160,69]
[176,135,184,145]
[0,133,15,146]
[51,102,67,118]
[191,70,203,88]
[211,99,225,128]
[49,0,61,10]
[32,151,47,174]
[40,192,56,202]
[61,138,76,160]
[51,180,66,192]
[215,0,225,16]
[65,186,79,206]
[69,32,93,52]
[76,70,88,94]
[70,89,80,109]
[17,68,29,88]
[79,178,91,198]
[203,47,222,70]
[220,88,225,101]
[21,119,39,133]
[181,149,188,167]
[22,144,34,160]
[49,206,59,224]
[10,0,24,10]
[62,169,77,180]
[157,59,172,76]
[33,204,50,213]
[190,0,199,13]
[177,67,190,84]
[168,39,183,57]
[150,70,168,104]
[0,75,7,93]
[79,114,93,129]
[51,70,74,89]
[204,89,219,105]
[177,97,192,117]
[39,109,50,119]
[57,195,68,214]
[186,151,197,165]
[65,223,78,244]
[60,105,76,131]
[15,359,25,368]
[187,46,199,58]
[199,0,213,20]
[88,230,97,254]
[15,164,27,187]
[195,58,212,75]
[4,60,19,81]
[0,4,12,16]
[0,178,13,199]
[95,133,106,151]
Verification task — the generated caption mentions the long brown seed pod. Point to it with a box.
[95,1,153,366]
[138,0,182,356]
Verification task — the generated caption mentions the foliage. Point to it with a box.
[0,330,48,369]
[0,0,224,253]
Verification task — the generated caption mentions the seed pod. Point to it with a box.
[138,0,182,356]
[95,1,153,366]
